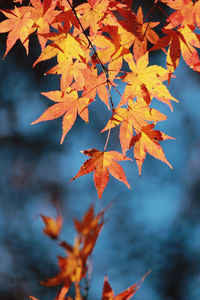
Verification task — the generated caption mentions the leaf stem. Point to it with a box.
[104,128,111,151]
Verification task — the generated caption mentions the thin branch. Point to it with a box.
[143,0,161,23]
[143,0,160,39]
[158,5,178,29]
[66,0,114,110]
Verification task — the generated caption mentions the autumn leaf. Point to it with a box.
[74,204,104,236]
[120,52,178,110]
[82,66,112,109]
[161,0,195,28]
[133,6,159,60]
[31,88,93,144]
[74,204,104,257]
[41,213,63,239]
[102,273,147,300]
[102,98,167,154]
[91,25,130,81]
[33,29,86,67]
[47,60,88,91]
[114,5,143,42]
[75,0,110,35]
[150,26,200,75]
[0,6,35,57]
[42,237,85,286]
[130,124,174,175]
[71,149,131,199]
[30,0,60,51]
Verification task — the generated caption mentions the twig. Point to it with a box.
[143,0,160,39]
[66,0,114,110]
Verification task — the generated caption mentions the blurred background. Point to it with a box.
[0,1,200,300]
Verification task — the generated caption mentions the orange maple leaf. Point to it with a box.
[33,28,86,67]
[115,5,143,42]
[91,25,130,81]
[30,0,60,51]
[47,60,87,91]
[75,0,110,36]
[102,98,167,154]
[31,88,93,144]
[130,124,174,175]
[150,25,200,75]
[161,0,195,28]
[42,241,85,286]
[120,52,178,110]
[0,6,35,57]
[71,149,131,199]
[41,213,63,239]
[102,272,147,300]
[133,6,160,60]
[82,66,112,109]
[74,204,104,236]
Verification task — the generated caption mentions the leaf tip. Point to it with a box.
[30,120,37,125]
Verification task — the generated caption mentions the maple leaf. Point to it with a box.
[47,60,88,91]
[74,204,104,236]
[150,25,200,75]
[42,238,85,286]
[91,25,130,80]
[74,204,104,257]
[31,88,93,144]
[120,52,178,110]
[101,13,137,56]
[0,6,35,57]
[102,273,146,300]
[71,149,131,199]
[41,213,63,239]
[161,0,195,28]
[102,98,167,155]
[75,0,110,35]
[91,33,116,65]
[33,28,86,67]
[133,6,160,60]
[30,0,60,51]
[113,5,143,42]
[130,124,174,175]
[82,66,112,109]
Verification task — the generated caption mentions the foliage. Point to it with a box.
[0,0,200,299]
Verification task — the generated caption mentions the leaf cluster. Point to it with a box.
[1,0,199,198]
[1,0,200,298]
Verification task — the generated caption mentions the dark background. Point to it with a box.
[0,1,200,300]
